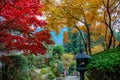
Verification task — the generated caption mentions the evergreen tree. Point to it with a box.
[63,28,84,55]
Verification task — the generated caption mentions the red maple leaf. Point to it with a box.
[0,0,54,55]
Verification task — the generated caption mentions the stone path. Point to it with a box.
[34,69,80,80]
[64,76,79,80]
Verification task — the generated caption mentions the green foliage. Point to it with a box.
[61,53,74,70]
[29,71,41,80]
[24,54,36,70]
[25,54,46,69]
[40,67,50,75]
[68,61,76,75]
[48,57,56,68]
[48,57,64,77]
[56,63,64,76]
[44,44,54,57]
[45,45,65,78]
[46,72,55,80]
[2,55,30,80]
[35,54,46,68]
[52,45,64,59]
[39,67,55,80]
[87,47,120,80]
[52,62,64,77]
[63,28,84,55]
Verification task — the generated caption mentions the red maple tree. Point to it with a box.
[0,0,54,55]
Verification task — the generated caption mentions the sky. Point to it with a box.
[35,27,68,45]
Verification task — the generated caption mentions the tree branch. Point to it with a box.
[73,22,87,48]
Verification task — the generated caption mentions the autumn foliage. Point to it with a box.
[0,0,54,55]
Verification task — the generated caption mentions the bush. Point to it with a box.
[25,54,36,70]
[25,54,46,69]
[87,47,120,80]
[35,54,46,68]
[52,62,64,77]
[52,45,64,60]
[61,53,74,70]
[68,61,76,75]
[40,67,51,74]
[40,67,55,80]
[47,72,55,80]
[2,55,30,80]
[29,70,42,80]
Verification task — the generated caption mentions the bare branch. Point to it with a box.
[109,0,117,8]
[110,1,120,13]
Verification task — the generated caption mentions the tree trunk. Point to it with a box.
[86,25,91,54]
[104,27,108,49]
[107,29,114,49]
[113,38,116,48]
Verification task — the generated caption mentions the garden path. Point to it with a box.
[64,76,79,80]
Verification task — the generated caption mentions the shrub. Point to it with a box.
[29,70,42,80]
[25,54,46,69]
[48,57,56,68]
[87,47,120,80]
[68,61,76,75]
[52,62,64,77]
[25,54,36,70]
[62,53,74,70]
[2,55,30,80]
[47,72,55,80]
[40,67,51,74]
[39,67,55,80]
[52,45,64,60]
[35,54,46,68]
